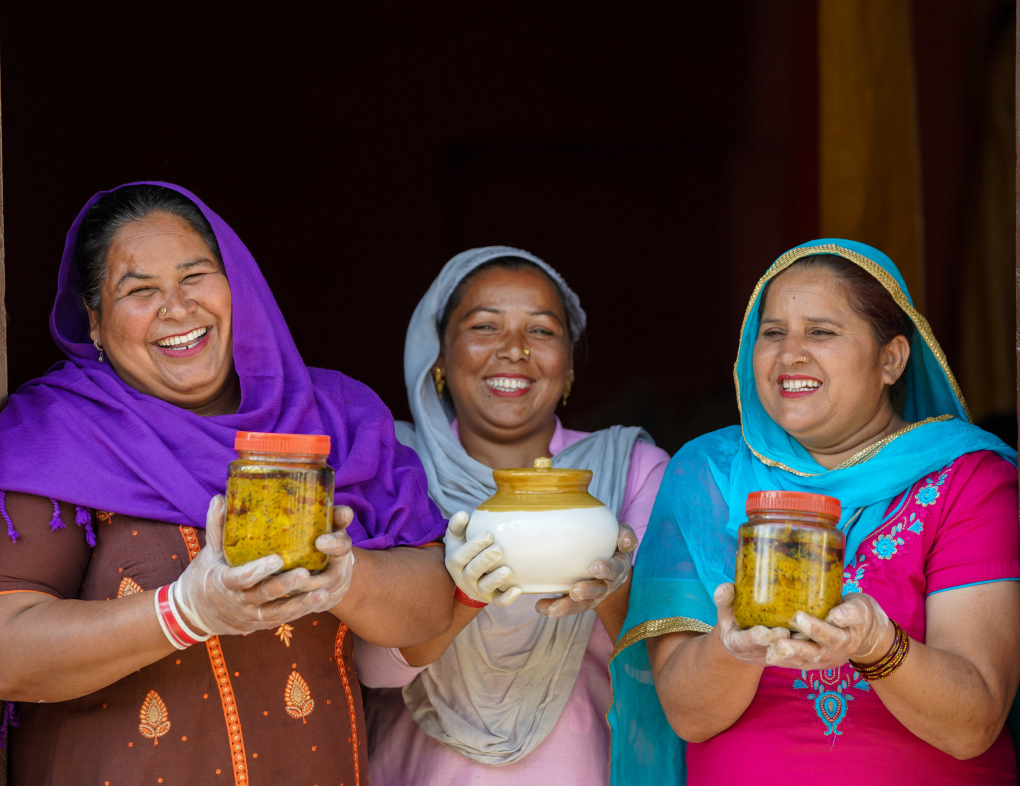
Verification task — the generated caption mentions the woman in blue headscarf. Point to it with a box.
[608,240,1020,786]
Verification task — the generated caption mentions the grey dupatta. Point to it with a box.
[395,247,651,765]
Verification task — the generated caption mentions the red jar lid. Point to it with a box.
[234,431,331,456]
[746,490,841,519]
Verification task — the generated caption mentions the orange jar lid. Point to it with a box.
[746,490,841,519]
[234,431,331,456]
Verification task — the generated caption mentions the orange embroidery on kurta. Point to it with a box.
[178,528,250,786]
[96,510,114,525]
[285,671,314,723]
[207,636,250,785]
[117,576,143,598]
[275,623,294,647]
[178,526,201,561]
[139,690,171,745]
[334,622,361,785]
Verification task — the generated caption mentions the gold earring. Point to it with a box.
[93,338,104,363]
[562,374,573,407]
[433,366,445,398]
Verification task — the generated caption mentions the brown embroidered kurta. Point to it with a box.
[0,492,367,786]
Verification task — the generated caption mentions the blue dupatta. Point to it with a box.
[607,239,1018,785]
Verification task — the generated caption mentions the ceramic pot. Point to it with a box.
[467,457,620,594]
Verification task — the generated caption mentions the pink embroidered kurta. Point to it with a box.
[687,450,1020,786]
[355,419,670,785]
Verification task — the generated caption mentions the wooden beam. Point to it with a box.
[0,49,5,414]
[0,43,7,786]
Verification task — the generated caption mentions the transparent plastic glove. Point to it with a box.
[537,522,638,619]
[299,504,357,608]
[714,583,791,667]
[444,511,522,607]
[765,593,891,671]
[175,496,352,636]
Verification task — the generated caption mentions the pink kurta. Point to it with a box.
[687,450,1020,786]
[355,419,670,785]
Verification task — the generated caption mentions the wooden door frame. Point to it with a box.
[0,45,7,786]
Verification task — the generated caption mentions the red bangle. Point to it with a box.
[455,587,488,609]
[155,584,207,649]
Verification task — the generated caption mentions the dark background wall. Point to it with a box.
[0,1,1011,454]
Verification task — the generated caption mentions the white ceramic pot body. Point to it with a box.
[467,505,619,594]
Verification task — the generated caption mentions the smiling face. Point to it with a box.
[439,265,573,445]
[87,212,237,415]
[752,264,910,457]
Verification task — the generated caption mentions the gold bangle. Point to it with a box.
[850,620,910,681]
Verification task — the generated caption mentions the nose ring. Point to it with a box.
[523,348,530,356]
[160,306,167,317]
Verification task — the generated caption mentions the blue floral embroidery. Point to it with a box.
[915,469,949,507]
[870,511,923,562]
[872,534,903,559]
[843,554,868,594]
[793,665,870,736]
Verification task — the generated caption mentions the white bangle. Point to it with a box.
[154,582,210,650]
[171,581,211,642]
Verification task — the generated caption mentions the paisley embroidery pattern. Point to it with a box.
[138,690,171,744]
[285,671,314,723]
[275,623,295,647]
[793,665,870,737]
[96,510,114,525]
[117,577,143,598]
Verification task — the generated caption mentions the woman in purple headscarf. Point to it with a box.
[0,183,453,785]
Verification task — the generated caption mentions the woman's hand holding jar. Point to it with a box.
[712,582,791,667]
[444,511,522,607]
[175,495,357,637]
[764,593,893,671]
[537,522,638,618]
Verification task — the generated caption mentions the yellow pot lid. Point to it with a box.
[475,457,606,511]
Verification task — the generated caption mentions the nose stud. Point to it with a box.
[160,306,167,317]
[523,348,530,356]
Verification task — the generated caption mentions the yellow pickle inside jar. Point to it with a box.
[733,490,843,630]
[224,431,335,573]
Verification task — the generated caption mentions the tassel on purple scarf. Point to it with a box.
[76,505,96,547]
[48,497,65,532]
[0,700,18,750]
[0,490,17,543]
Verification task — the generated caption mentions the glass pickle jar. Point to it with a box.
[224,431,335,573]
[733,491,843,630]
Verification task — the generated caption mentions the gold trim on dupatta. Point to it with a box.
[609,616,713,663]
[604,615,714,766]
[734,244,972,477]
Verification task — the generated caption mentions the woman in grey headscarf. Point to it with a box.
[354,247,670,785]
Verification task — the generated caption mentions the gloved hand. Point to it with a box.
[713,583,791,667]
[537,522,638,619]
[765,593,892,671]
[444,511,522,607]
[175,495,355,636]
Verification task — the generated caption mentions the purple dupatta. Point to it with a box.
[0,182,445,550]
